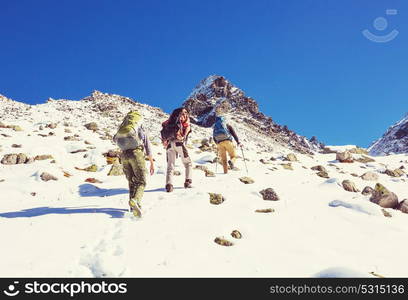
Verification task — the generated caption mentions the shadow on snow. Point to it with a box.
[0,206,128,219]
[79,184,128,197]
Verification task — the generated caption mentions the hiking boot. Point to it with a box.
[166,183,174,192]
[129,200,142,218]
[184,179,192,188]
[228,160,234,170]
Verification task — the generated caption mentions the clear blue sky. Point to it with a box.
[1,0,407,147]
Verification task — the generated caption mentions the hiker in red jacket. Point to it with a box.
[161,107,192,192]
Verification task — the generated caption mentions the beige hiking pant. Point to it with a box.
[166,140,192,185]
[217,140,237,173]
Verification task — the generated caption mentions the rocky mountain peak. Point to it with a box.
[369,114,408,155]
[183,75,324,154]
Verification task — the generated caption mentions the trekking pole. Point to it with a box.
[215,146,218,174]
[240,145,249,174]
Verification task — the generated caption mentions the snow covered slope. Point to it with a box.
[369,113,408,156]
[1,91,408,278]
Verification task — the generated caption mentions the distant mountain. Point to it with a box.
[369,113,408,156]
[183,75,324,154]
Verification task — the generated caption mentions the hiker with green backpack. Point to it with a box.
[160,107,192,192]
[213,114,242,174]
[113,110,155,217]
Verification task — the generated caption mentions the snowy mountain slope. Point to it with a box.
[369,113,408,156]
[1,92,408,277]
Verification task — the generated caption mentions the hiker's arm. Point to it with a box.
[227,124,240,145]
[138,127,155,175]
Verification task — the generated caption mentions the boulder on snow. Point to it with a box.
[231,230,242,239]
[336,151,354,163]
[11,144,22,148]
[284,153,298,162]
[239,177,254,184]
[342,180,360,193]
[355,155,375,163]
[35,155,54,161]
[214,237,233,247]
[259,188,279,201]
[316,171,330,178]
[311,165,327,172]
[369,183,399,209]
[397,200,408,214]
[280,163,293,170]
[1,153,29,164]
[259,158,272,165]
[209,193,225,205]
[40,172,58,181]
[255,208,275,213]
[84,122,98,131]
[205,169,215,177]
[361,186,374,196]
[361,171,379,181]
[349,147,369,155]
[385,169,405,178]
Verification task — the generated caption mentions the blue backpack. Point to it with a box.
[213,116,232,143]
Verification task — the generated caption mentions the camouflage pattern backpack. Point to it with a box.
[113,111,142,150]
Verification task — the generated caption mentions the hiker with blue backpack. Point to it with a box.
[213,114,242,174]
[113,110,155,217]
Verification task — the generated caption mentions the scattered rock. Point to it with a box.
[35,155,54,160]
[255,208,275,213]
[107,164,124,176]
[1,154,18,165]
[106,157,119,165]
[84,122,98,131]
[173,170,181,176]
[11,144,22,148]
[281,163,293,170]
[361,186,374,196]
[351,173,359,177]
[369,183,399,209]
[214,237,233,247]
[239,177,254,184]
[385,169,405,178]
[11,125,23,131]
[84,140,92,145]
[64,128,72,133]
[397,200,408,214]
[361,171,379,181]
[85,178,103,184]
[64,136,80,141]
[40,172,58,181]
[342,180,360,192]
[311,165,327,172]
[349,147,369,155]
[195,165,208,172]
[205,169,215,177]
[316,171,329,178]
[46,123,57,129]
[356,155,375,163]
[63,171,72,178]
[30,192,36,196]
[259,188,279,201]
[285,153,298,162]
[70,149,87,154]
[0,179,5,183]
[259,159,272,164]
[336,151,354,163]
[209,193,225,205]
[381,209,392,218]
[231,230,242,239]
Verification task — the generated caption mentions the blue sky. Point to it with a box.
[0,0,407,147]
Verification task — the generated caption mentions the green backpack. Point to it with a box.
[113,111,143,150]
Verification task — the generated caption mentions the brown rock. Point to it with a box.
[84,122,98,131]
[239,177,254,184]
[231,230,242,239]
[361,171,379,181]
[40,172,58,181]
[11,144,22,148]
[285,153,298,162]
[342,180,360,192]
[369,183,399,208]
[316,171,329,178]
[311,165,327,172]
[381,209,392,218]
[336,151,354,163]
[209,193,225,205]
[397,199,408,214]
[361,186,374,196]
[214,237,233,247]
[1,154,18,165]
[260,188,279,201]
[35,155,54,160]
[85,178,103,184]
[255,208,275,213]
